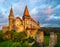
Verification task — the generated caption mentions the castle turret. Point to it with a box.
[23,6,31,29]
[23,6,30,19]
[9,7,14,31]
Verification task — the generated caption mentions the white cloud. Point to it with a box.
[39,4,52,9]
[30,4,53,15]
[41,23,60,27]
[0,0,5,3]
[45,14,60,22]
[12,3,25,18]
[0,8,9,19]
[30,0,37,4]
[51,16,60,19]
[43,8,53,15]
[30,7,38,15]
[48,14,60,19]
[40,24,51,27]
[53,4,60,10]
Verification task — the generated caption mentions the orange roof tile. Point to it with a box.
[30,18,36,23]
[16,17,22,21]
[9,7,14,17]
[23,6,30,17]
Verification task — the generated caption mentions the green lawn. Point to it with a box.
[0,40,13,47]
[44,36,50,46]
[0,40,23,47]
[55,33,60,47]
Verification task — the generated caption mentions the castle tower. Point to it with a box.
[23,6,30,19]
[9,7,14,31]
[23,6,31,29]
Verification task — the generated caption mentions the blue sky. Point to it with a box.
[0,0,60,29]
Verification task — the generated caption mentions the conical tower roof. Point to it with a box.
[23,6,30,17]
[9,7,14,17]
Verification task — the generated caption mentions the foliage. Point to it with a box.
[22,41,30,47]
[32,41,40,47]
[44,31,50,36]
[26,37,35,43]
[55,33,60,47]
[0,31,4,42]
[11,31,26,42]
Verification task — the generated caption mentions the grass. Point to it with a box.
[55,33,60,47]
[0,40,13,47]
[44,36,50,46]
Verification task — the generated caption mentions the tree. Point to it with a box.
[0,30,4,42]
[11,32,27,42]
[22,41,31,47]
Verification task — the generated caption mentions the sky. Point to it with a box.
[0,0,60,29]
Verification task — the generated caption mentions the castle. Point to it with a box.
[2,6,40,38]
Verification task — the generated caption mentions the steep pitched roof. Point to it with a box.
[9,7,14,17]
[23,6,30,17]
[30,18,36,23]
[16,17,22,21]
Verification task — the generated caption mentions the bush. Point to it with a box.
[0,31,4,42]
[11,32,26,42]
[55,33,60,47]
[32,41,40,47]
[22,41,30,47]
[44,31,50,36]
[27,37,35,43]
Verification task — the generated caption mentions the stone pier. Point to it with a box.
[49,32,57,47]
[37,31,44,47]
[54,32,57,46]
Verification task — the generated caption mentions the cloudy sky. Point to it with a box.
[0,0,60,29]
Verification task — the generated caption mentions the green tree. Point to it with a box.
[0,30,4,42]
[11,32,26,42]
[22,41,30,47]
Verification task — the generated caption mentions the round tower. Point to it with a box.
[23,6,30,19]
[23,6,31,29]
[9,7,14,31]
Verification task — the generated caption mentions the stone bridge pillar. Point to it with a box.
[54,32,57,46]
[37,31,44,47]
[49,32,57,47]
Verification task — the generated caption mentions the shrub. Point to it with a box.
[11,32,26,42]
[0,31,4,42]
[22,41,30,47]
[27,37,35,43]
